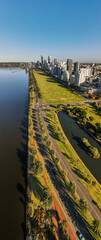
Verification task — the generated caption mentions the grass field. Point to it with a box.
[46,108,101,209]
[33,71,84,104]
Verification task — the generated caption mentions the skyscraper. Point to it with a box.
[54,58,57,65]
[41,55,44,64]
[74,62,80,73]
[67,59,73,75]
[48,56,52,64]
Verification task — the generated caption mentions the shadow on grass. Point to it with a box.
[30,175,44,200]
[73,167,89,183]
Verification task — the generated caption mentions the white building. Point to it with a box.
[75,68,92,86]
[59,61,67,71]
[80,67,91,78]
[62,70,70,82]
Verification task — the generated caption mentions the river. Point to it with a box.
[58,111,101,184]
[0,68,28,240]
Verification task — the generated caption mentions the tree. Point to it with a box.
[41,128,45,134]
[46,140,51,147]
[89,116,94,121]
[32,148,37,156]
[79,198,88,212]
[92,219,100,233]
[62,170,67,178]
[31,160,43,176]
[44,136,48,142]
[92,181,96,186]
[55,157,60,164]
[50,149,55,156]
[42,187,53,210]
[61,220,68,231]
[69,181,76,195]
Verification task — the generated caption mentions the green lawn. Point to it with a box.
[33,71,84,104]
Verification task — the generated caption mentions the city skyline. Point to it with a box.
[0,0,101,62]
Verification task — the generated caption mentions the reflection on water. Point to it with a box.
[58,111,101,183]
[0,68,28,240]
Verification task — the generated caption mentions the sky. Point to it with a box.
[0,0,101,62]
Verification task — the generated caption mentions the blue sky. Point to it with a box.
[0,0,101,62]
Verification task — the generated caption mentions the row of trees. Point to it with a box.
[28,75,55,239]
[33,73,42,98]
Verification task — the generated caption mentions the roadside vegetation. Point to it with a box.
[80,138,100,158]
[33,70,84,104]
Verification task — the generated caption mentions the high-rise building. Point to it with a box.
[74,62,80,73]
[75,67,92,86]
[54,58,57,65]
[48,56,52,64]
[41,55,44,64]
[67,59,73,75]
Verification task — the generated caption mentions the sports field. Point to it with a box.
[34,71,84,104]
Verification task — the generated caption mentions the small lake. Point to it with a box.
[0,68,28,240]
[58,111,101,184]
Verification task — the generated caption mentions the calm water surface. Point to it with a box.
[0,68,28,240]
[58,111,101,183]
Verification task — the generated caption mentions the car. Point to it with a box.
[79,233,84,240]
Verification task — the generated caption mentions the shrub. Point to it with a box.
[69,181,76,195]
[31,160,43,176]
[44,136,48,142]
[89,116,94,121]
[54,157,60,164]
[92,181,96,186]
[79,198,88,212]
[42,187,53,210]
[92,219,100,233]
